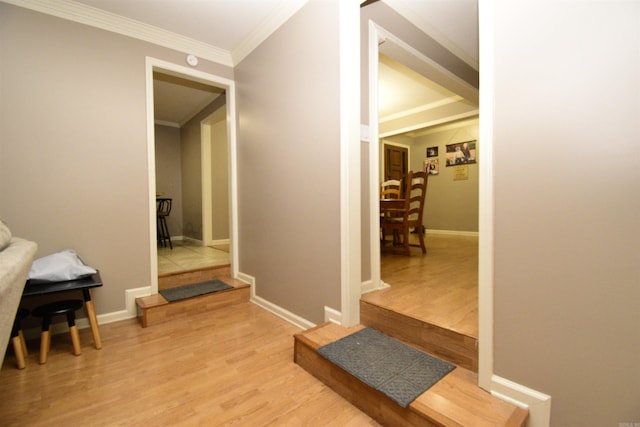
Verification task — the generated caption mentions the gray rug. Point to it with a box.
[317,327,455,408]
[159,279,232,302]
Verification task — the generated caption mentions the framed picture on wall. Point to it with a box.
[424,158,439,175]
[426,146,438,157]
[445,140,477,166]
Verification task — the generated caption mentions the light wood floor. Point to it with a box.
[0,303,380,426]
[365,232,478,339]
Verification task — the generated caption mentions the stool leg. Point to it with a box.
[11,336,26,369]
[39,316,51,364]
[19,330,28,357]
[66,311,82,356]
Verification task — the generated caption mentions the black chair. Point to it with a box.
[156,198,173,249]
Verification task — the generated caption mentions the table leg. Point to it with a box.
[83,289,102,349]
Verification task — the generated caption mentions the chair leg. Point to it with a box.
[66,311,82,356]
[417,229,427,253]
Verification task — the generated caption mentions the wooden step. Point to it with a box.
[294,322,527,427]
[361,299,478,372]
[136,274,250,327]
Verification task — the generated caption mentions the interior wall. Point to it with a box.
[492,1,640,425]
[154,124,184,237]
[179,96,229,241]
[0,3,233,315]
[235,0,342,324]
[411,118,478,232]
[209,109,230,241]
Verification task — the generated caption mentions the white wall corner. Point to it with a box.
[491,375,552,427]
[324,306,342,325]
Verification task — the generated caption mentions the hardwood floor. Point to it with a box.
[365,232,478,339]
[0,303,380,426]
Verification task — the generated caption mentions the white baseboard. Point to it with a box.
[240,271,315,331]
[361,279,390,294]
[426,228,479,237]
[324,306,342,325]
[251,294,315,331]
[491,375,551,427]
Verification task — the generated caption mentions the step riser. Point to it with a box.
[138,287,249,327]
[294,336,440,427]
[360,300,478,372]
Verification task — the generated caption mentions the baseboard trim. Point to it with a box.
[324,306,342,325]
[491,375,551,427]
[240,271,314,331]
[251,294,314,331]
[360,278,390,294]
[426,228,479,237]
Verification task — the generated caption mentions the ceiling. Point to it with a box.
[72,0,478,132]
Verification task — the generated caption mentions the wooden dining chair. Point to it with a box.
[380,171,428,255]
[380,179,402,200]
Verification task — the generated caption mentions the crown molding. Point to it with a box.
[231,0,309,65]
[2,0,233,66]
[379,95,463,123]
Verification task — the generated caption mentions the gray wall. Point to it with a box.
[235,0,342,324]
[0,3,233,314]
[492,1,640,425]
[411,119,478,232]
[155,124,183,237]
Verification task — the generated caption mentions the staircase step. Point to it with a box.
[294,322,528,427]
[136,275,249,327]
[361,299,478,372]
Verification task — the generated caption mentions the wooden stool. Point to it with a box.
[10,308,30,369]
[32,300,83,364]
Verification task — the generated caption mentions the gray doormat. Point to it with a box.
[317,327,455,408]
[159,279,233,302]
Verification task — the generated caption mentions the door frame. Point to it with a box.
[145,57,239,294]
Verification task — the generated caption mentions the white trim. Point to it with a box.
[426,228,478,237]
[368,21,383,296]
[3,0,232,66]
[379,95,463,122]
[250,295,314,331]
[154,120,180,128]
[125,286,152,318]
[361,279,390,294]
[210,238,230,246]
[324,306,342,325]
[477,0,494,392]
[339,0,361,328]
[145,57,240,294]
[379,110,479,139]
[492,375,552,427]
[231,0,310,65]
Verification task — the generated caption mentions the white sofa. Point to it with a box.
[0,221,37,367]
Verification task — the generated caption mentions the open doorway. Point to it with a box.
[364,23,480,368]
[145,57,239,295]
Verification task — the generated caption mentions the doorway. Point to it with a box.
[145,57,239,295]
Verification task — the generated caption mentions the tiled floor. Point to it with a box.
[157,239,230,275]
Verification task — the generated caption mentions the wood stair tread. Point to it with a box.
[295,322,528,427]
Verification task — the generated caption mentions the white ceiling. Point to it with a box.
[71,0,478,132]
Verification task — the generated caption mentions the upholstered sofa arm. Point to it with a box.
[0,237,37,367]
